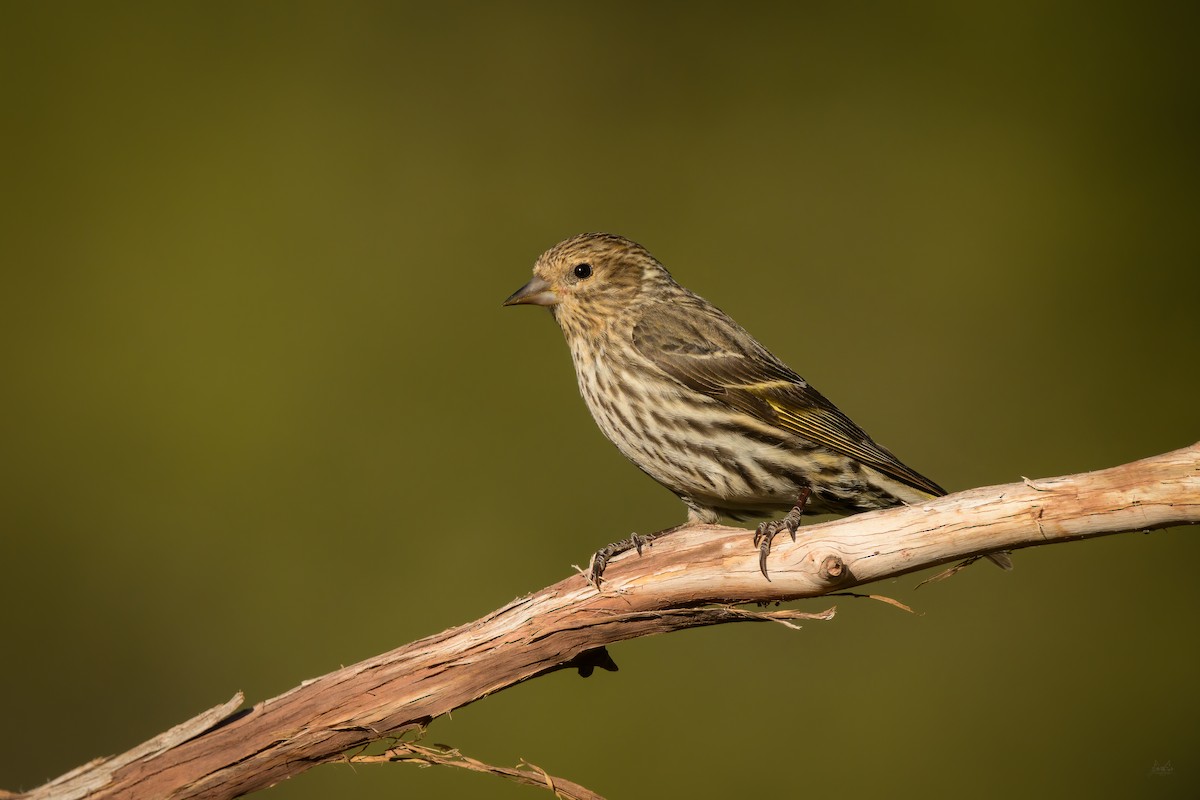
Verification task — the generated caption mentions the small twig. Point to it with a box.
[914,557,987,589]
[354,742,606,800]
[828,592,918,614]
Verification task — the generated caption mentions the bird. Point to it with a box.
[504,232,1010,583]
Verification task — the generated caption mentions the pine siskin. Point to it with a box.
[505,232,1010,582]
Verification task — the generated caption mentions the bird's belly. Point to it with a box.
[576,366,919,517]
[577,368,805,503]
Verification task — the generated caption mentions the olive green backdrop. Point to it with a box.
[2,3,1197,798]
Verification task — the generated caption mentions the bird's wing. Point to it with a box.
[631,299,945,497]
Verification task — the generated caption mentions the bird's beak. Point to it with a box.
[503,275,558,307]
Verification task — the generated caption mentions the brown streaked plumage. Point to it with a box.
[505,232,1010,580]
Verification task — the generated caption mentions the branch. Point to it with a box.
[13,443,1198,800]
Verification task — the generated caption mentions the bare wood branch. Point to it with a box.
[12,443,1198,800]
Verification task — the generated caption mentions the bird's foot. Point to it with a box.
[587,532,657,587]
[753,487,812,580]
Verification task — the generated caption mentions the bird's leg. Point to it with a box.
[753,486,812,580]
[587,531,659,587]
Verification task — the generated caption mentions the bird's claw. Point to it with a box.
[754,488,811,580]
[587,532,656,587]
[754,515,801,580]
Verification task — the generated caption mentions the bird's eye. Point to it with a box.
[573,263,593,280]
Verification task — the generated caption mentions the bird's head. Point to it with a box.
[503,233,672,330]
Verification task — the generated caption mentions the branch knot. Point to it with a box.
[817,553,850,584]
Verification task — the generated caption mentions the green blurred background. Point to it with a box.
[2,2,1197,798]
